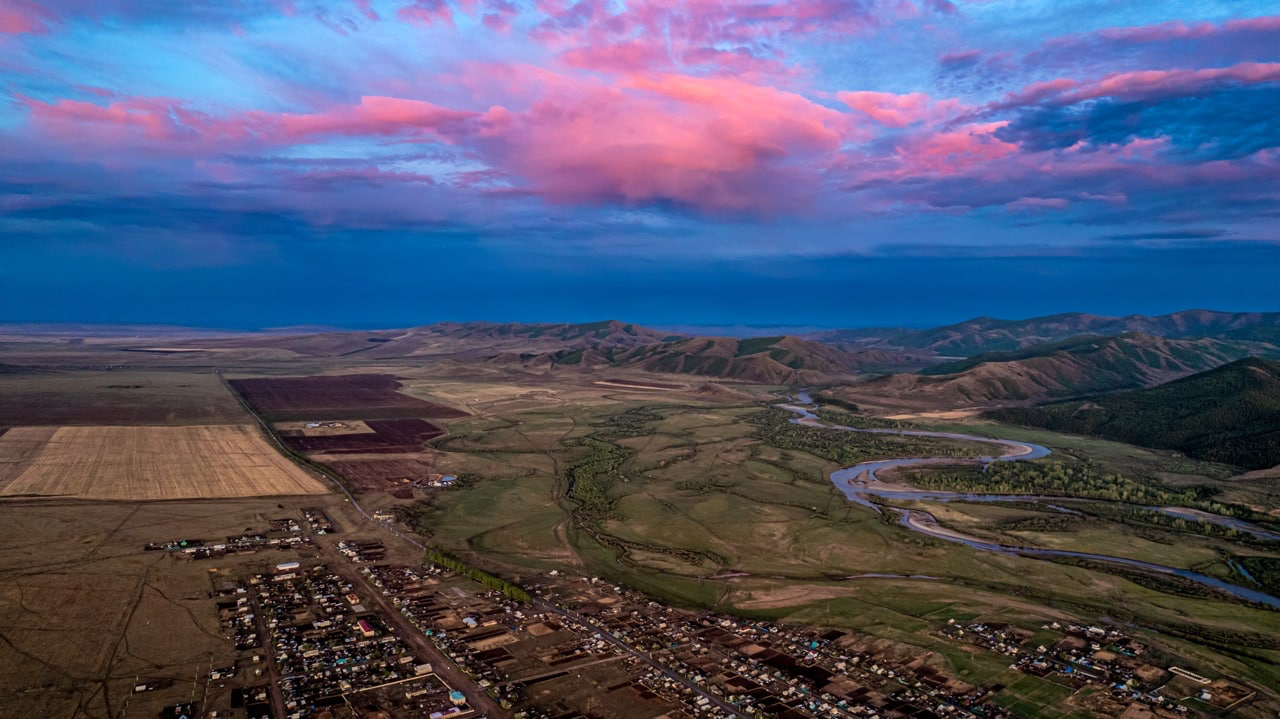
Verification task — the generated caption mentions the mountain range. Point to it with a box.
[824,333,1264,410]
[804,310,1280,357]
[505,336,930,385]
[7,310,1279,404]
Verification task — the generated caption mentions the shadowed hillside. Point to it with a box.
[986,358,1280,469]
[503,335,929,384]
[828,333,1255,410]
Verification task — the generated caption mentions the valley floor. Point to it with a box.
[2,358,1279,718]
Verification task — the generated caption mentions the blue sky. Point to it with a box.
[1,0,1277,328]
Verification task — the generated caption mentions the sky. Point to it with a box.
[1,0,1278,329]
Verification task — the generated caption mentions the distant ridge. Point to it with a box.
[489,335,932,384]
[807,309,1280,357]
[987,357,1280,470]
[109,320,681,359]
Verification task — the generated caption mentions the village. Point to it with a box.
[938,620,1257,716]
[134,505,1260,719]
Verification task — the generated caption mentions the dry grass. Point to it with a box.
[885,409,983,421]
[0,425,328,499]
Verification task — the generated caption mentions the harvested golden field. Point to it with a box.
[0,424,328,499]
[0,426,57,486]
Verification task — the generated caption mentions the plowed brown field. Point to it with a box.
[0,425,328,499]
[228,374,467,420]
[322,457,436,491]
[278,418,444,454]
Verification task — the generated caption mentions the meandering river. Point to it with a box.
[781,393,1280,609]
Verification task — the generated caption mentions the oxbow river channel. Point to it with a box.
[780,393,1280,609]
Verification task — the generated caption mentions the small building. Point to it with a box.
[276,561,301,572]
[357,619,376,638]
[448,691,467,706]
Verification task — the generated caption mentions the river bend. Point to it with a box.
[781,393,1280,609]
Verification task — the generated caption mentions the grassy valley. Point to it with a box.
[4,316,1280,717]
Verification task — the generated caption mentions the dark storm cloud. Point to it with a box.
[995,84,1280,160]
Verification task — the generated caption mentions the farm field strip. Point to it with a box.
[0,424,328,500]
[228,374,468,420]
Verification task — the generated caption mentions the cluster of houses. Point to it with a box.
[144,518,312,560]
[302,507,337,534]
[564,581,1014,719]
[941,619,1256,715]
[336,539,387,562]
[357,556,1026,719]
[251,564,474,719]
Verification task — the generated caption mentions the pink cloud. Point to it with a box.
[560,40,669,73]
[0,0,54,34]
[991,78,1076,109]
[353,0,379,21]
[24,96,196,143]
[480,0,518,32]
[1090,14,1280,45]
[994,61,1280,111]
[839,91,963,127]
[473,73,851,212]
[20,73,857,214]
[1067,62,1280,102]
[531,0,925,76]
[262,96,476,140]
[938,49,982,67]
[398,0,454,26]
[24,95,479,149]
[1028,15,1280,80]
[893,121,1017,176]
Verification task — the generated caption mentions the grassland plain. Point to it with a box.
[401,378,1280,712]
[3,358,1277,714]
[0,424,328,499]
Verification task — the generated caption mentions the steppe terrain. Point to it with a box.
[2,316,1279,718]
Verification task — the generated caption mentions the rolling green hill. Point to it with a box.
[986,357,1280,469]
